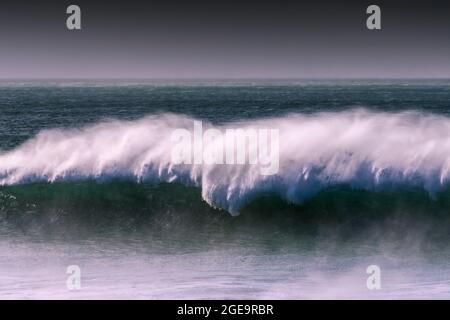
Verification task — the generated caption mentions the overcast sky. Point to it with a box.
[0,0,449,79]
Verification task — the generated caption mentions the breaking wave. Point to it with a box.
[2,109,450,215]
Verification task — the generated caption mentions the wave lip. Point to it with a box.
[1,109,450,214]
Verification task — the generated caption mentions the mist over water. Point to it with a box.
[1,80,450,299]
[3,198,450,299]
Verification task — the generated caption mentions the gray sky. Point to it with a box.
[0,0,449,79]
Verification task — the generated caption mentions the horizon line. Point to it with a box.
[0,77,449,81]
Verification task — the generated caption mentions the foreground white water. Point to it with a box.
[1,109,450,214]
[1,236,450,299]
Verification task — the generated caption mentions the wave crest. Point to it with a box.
[1,110,450,214]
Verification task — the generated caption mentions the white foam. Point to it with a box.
[1,109,450,214]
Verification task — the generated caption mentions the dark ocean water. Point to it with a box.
[1,79,450,299]
[1,79,449,149]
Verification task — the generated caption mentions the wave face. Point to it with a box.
[1,109,450,215]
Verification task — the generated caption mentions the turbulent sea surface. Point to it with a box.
[1,79,450,299]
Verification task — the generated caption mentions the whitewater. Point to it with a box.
[1,109,450,215]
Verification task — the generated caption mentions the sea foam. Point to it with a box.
[1,109,450,214]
